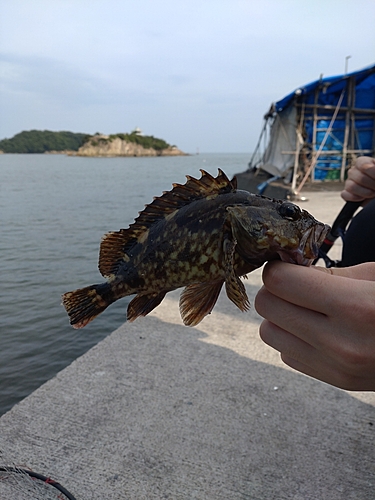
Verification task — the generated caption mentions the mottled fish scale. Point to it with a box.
[62,169,330,328]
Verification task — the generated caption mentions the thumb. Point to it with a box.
[313,262,375,281]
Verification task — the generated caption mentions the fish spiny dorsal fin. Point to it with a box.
[98,170,236,278]
[135,169,236,229]
[181,169,236,197]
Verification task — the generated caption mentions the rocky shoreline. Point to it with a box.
[71,134,187,157]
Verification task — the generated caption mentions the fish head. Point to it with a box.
[226,199,330,266]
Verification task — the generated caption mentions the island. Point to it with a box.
[75,131,186,157]
[0,129,187,157]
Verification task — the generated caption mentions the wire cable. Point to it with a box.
[0,466,77,500]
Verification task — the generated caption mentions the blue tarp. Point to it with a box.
[275,64,375,113]
[273,64,375,180]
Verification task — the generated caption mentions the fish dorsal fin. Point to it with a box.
[134,168,236,229]
[99,169,236,278]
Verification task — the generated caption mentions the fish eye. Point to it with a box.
[278,202,301,221]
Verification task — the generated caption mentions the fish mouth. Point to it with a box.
[277,223,330,266]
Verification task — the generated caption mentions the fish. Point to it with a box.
[62,169,330,328]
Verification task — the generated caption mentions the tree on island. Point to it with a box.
[105,132,171,151]
[0,130,90,153]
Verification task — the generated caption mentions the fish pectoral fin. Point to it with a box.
[179,280,224,327]
[223,237,250,312]
[225,273,250,312]
[127,291,167,322]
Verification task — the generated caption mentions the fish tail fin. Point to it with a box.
[62,283,113,329]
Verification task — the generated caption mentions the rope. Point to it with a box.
[296,88,346,194]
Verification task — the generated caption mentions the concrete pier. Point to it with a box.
[1,191,374,499]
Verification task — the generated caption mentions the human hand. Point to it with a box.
[341,156,375,203]
[254,260,375,391]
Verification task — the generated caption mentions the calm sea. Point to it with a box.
[0,153,250,415]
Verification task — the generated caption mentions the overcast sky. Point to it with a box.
[1,0,374,153]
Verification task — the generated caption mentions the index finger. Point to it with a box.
[261,261,347,315]
[353,158,375,187]
[355,156,375,176]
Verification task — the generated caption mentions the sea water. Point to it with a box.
[0,153,250,415]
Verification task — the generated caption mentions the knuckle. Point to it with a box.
[335,343,369,376]
[258,321,270,344]
[254,288,268,315]
[258,320,277,345]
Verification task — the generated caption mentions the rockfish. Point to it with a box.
[62,170,329,328]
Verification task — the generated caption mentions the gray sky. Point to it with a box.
[1,0,374,153]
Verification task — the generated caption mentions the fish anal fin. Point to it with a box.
[179,280,224,327]
[223,237,250,312]
[127,291,167,322]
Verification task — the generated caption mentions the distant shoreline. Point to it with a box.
[0,129,187,156]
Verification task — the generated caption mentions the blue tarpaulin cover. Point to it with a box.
[275,64,375,113]
[272,64,375,180]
